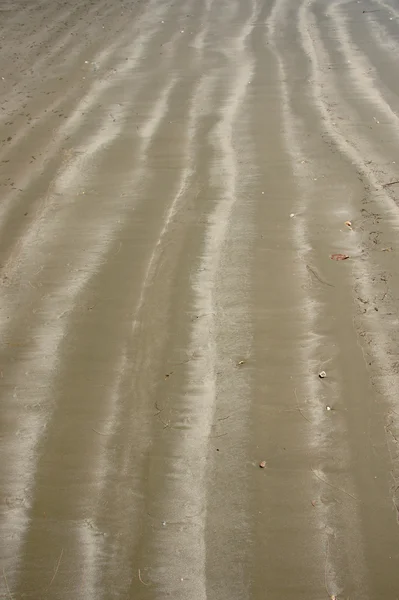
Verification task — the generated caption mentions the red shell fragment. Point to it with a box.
[330,253,349,261]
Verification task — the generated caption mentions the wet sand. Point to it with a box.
[2,0,399,597]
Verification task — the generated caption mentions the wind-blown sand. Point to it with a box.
[2,0,399,598]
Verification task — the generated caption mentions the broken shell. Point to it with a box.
[344,220,352,229]
[259,461,267,468]
[330,253,349,261]
[319,371,327,379]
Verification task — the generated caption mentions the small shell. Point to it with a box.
[259,461,267,468]
[330,253,349,261]
[319,371,327,379]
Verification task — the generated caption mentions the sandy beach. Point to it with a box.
[2,0,399,598]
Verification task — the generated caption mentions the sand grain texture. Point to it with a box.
[1,0,399,598]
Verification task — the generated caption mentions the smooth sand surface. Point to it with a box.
[2,0,399,598]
